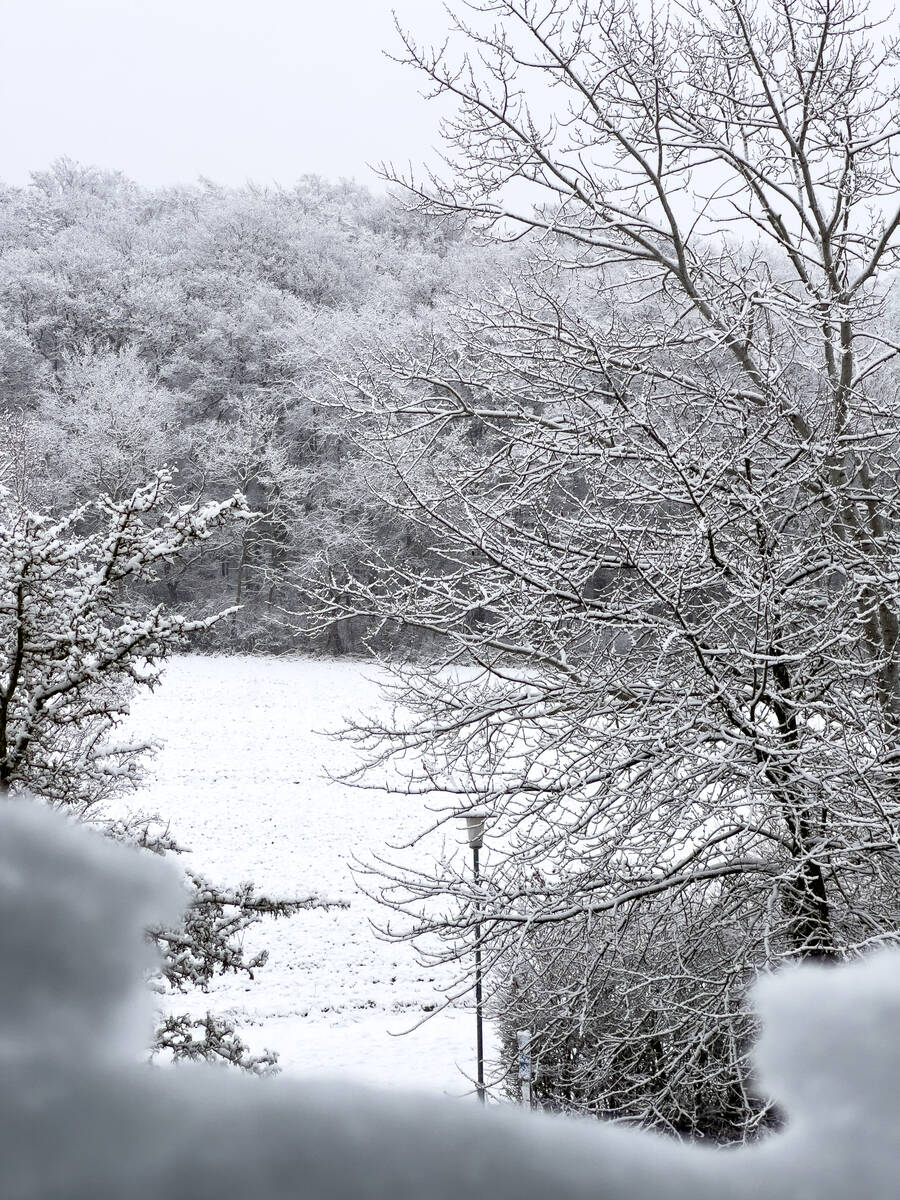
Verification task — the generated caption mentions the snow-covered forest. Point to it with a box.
[6,0,900,1188]
[0,163,500,652]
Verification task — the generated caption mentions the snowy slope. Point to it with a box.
[122,654,492,1095]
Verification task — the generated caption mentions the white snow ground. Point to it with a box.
[123,654,493,1096]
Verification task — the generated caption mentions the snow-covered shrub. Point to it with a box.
[0,471,330,1071]
[495,898,766,1141]
[0,470,244,803]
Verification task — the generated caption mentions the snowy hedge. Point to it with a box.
[2,798,899,1200]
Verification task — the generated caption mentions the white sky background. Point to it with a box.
[0,0,453,190]
[3,1,898,193]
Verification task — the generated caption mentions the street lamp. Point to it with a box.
[462,807,488,1104]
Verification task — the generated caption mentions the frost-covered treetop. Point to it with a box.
[3,796,900,1200]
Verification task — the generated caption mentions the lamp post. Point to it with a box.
[463,808,487,1104]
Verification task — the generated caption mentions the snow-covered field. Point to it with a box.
[123,654,492,1097]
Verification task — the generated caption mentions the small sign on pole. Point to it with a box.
[516,1029,533,1109]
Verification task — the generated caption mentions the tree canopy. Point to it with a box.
[313,0,900,1139]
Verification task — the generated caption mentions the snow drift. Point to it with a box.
[2,798,899,1200]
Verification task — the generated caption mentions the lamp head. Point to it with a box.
[463,808,487,850]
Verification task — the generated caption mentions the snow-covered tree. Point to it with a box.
[0,471,244,803]
[35,346,189,507]
[0,468,341,1070]
[312,0,900,1139]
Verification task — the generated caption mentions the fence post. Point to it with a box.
[516,1029,533,1110]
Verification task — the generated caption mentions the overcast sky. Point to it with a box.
[0,0,452,190]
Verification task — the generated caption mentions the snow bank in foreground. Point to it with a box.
[3,800,899,1200]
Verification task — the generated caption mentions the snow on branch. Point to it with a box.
[0,471,247,804]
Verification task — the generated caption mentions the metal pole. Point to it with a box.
[473,843,485,1104]
[516,1029,533,1109]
